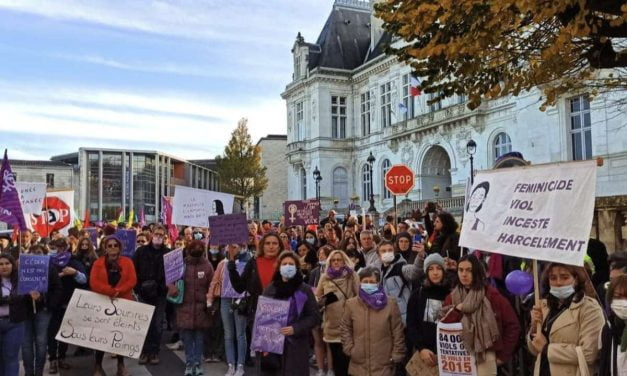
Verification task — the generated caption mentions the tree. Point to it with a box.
[215,118,268,208]
[375,0,627,110]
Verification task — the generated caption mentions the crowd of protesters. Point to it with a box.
[0,202,625,376]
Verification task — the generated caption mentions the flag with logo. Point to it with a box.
[0,150,27,230]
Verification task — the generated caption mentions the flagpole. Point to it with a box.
[44,192,49,238]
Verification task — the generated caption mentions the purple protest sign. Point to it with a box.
[115,229,137,257]
[164,249,185,285]
[250,296,291,355]
[208,213,248,245]
[283,200,320,226]
[18,254,49,294]
[0,150,28,230]
[221,261,246,299]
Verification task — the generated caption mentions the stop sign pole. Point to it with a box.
[385,164,416,227]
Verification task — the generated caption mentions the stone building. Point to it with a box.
[253,135,288,220]
[281,0,627,251]
[10,160,75,192]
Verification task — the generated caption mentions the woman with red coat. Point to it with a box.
[440,254,520,376]
[89,235,137,376]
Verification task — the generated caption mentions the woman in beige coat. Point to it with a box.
[528,262,605,376]
[340,266,405,376]
[316,249,360,376]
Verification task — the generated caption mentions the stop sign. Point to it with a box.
[385,164,415,195]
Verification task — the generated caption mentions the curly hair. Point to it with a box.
[436,212,459,235]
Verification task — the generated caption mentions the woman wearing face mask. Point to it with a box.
[376,241,424,324]
[0,254,29,376]
[208,245,224,270]
[90,235,137,376]
[208,244,251,376]
[599,274,627,375]
[441,254,520,376]
[528,262,604,376]
[307,245,334,376]
[227,234,284,329]
[258,251,320,375]
[304,230,319,249]
[406,254,454,373]
[168,240,214,376]
[316,250,360,376]
[340,266,405,376]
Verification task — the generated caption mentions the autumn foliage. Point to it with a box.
[375,0,627,110]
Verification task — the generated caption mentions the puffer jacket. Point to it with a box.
[340,296,405,376]
[175,256,214,330]
[373,253,424,324]
[316,270,359,342]
[527,295,605,376]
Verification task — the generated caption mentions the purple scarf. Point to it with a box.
[359,286,387,311]
[327,266,351,279]
[287,290,308,324]
[50,251,71,268]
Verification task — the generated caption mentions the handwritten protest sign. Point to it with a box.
[16,182,46,214]
[164,249,184,284]
[459,160,596,266]
[221,261,246,299]
[283,200,320,226]
[437,322,477,376]
[208,213,248,245]
[56,290,155,359]
[115,229,137,258]
[18,254,49,294]
[172,186,234,227]
[250,296,291,354]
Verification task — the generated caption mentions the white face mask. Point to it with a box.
[549,284,575,300]
[611,299,627,320]
[381,252,395,264]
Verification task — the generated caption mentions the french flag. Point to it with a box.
[410,75,421,97]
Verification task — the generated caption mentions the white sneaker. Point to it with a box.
[233,364,245,376]
[224,364,235,376]
[165,340,183,350]
[326,371,335,376]
[316,370,325,376]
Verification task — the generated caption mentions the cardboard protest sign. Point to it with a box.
[221,261,246,299]
[115,229,137,258]
[283,200,320,226]
[55,289,155,359]
[164,249,184,285]
[250,296,291,354]
[16,182,47,214]
[459,160,596,266]
[437,322,477,376]
[208,213,248,245]
[172,186,234,227]
[28,190,74,237]
[17,254,49,294]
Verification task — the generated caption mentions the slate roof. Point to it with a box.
[307,5,372,70]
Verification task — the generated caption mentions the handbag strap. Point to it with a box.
[329,278,348,300]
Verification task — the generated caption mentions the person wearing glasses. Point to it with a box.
[133,225,170,365]
[90,235,137,376]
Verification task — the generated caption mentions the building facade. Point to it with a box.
[52,148,219,223]
[282,0,627,251]
[10,160,76,192]
[254,135,288,220]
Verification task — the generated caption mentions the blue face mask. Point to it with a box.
[550,284,575,300]
[280,264,297,279]
[209,249,220,255]
[361,283,379,295]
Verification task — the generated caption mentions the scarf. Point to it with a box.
[448,286,500,362]
[359,286,387,311]
[50,251,71,268]
[273,270,304,300]
[621,322,627,352]
[327,266,351,279]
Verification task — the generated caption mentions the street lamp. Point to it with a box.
[367,151,376,213]
[466,139,477,185]
[313,166,322,200]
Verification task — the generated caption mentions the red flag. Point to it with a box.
[83,209,90,228]
[410,75,421,97]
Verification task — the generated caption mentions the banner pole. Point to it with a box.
[533,259,541,334]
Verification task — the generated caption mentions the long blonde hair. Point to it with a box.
[325,249,354,270]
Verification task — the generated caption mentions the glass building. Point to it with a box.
[53,148,219,223]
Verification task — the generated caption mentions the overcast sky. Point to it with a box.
[0,0,332,160]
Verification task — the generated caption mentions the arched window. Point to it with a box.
[301,167,307,199]
[332,167,349,207]
[382,159,391,200]
[362,164,372,203]
[494,132,512,161]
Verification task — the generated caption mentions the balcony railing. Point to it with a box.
[384,196,466,217]
[383,103,473,140]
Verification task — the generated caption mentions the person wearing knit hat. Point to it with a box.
[423,253,445,273]
[395,231,417,264]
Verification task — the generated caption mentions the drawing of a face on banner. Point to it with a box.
[465,181,490,232]
[212,200,224,216]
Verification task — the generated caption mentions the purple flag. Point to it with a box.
[0,150,27,230]
[250,296,291,354]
